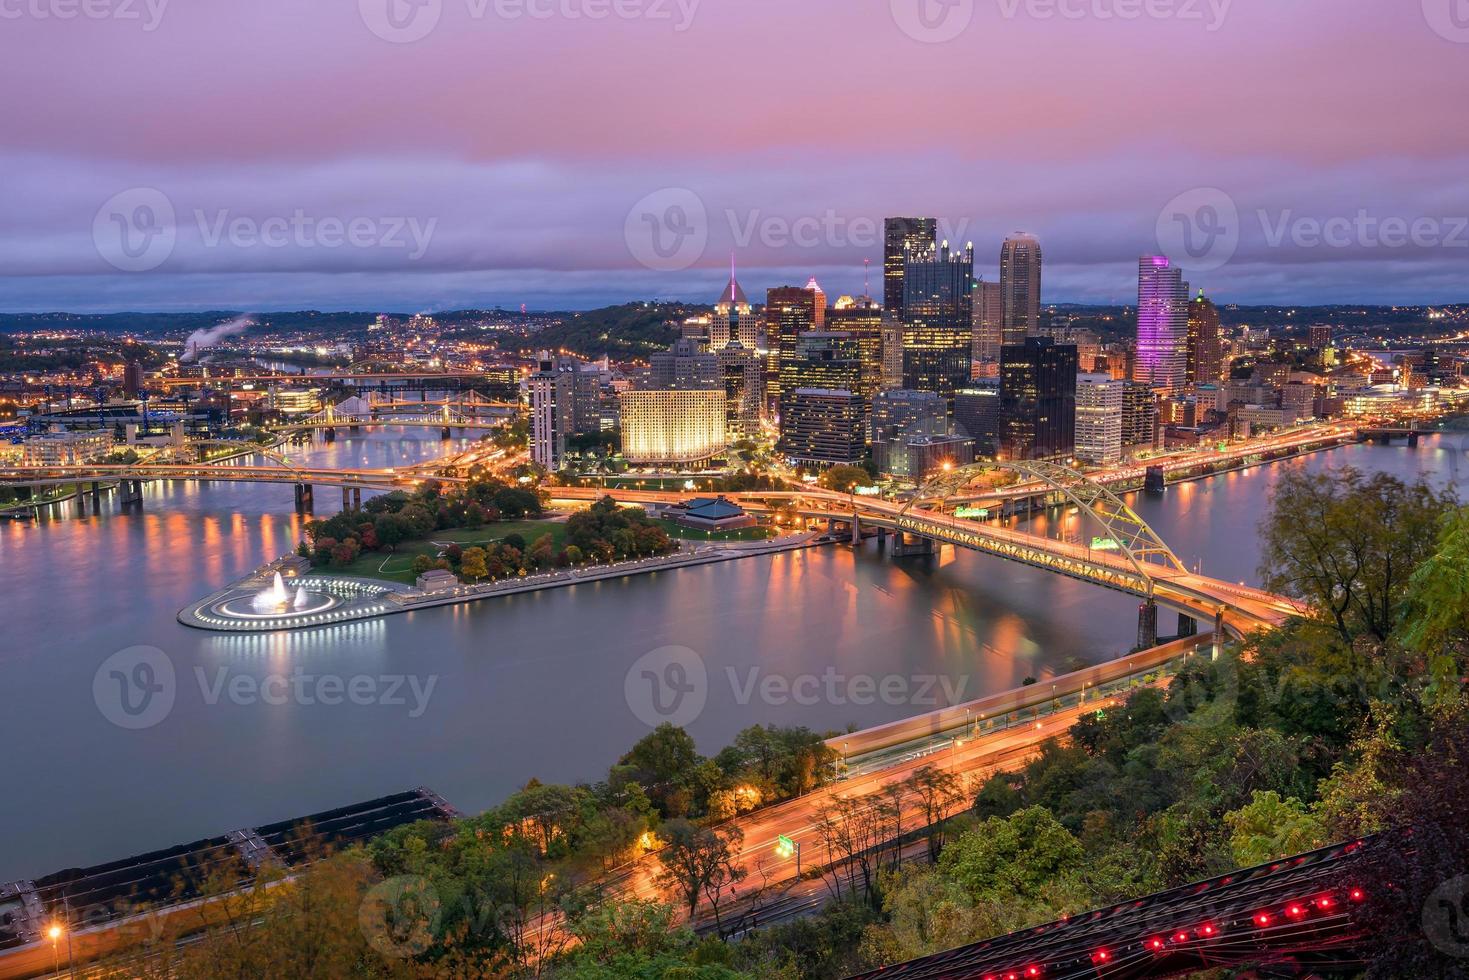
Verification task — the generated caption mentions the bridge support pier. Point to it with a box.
[91,481,104,512]
[294,483,314,514]
[353,488,362,510]
[1214,609,1226,660]
[1137,599,1159,650]
[1144,466,1167,494]
[441,427,452,440]
[118,480,143,507]
[876,527,888,548]
[343,486,352,512]
[74,488,89,518]
[891,532,935,558]
[1408,430,1421,448]
[1177,613,1198,638]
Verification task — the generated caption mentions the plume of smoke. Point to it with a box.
[182,315,254,362]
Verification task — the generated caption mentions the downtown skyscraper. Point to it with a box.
[884,217,937,320]
[1135,255,1190,396]
[1000,233,1043,345]
[902,241,975,401]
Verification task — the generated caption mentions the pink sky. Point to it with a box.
[1,0,1466,310]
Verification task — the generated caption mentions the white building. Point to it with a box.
[620,389,727,466]
[22,429,114,465]
[529,351,572,470]
[1075,373,1123,466]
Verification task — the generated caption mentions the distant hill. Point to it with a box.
[497,302,701,358]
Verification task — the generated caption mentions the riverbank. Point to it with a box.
[179,530,831,632]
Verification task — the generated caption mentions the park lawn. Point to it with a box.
[314,520,571,586]
[653,519,774,542]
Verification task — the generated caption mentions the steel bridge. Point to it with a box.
[547,474,1303,635]
[848,837,1381,980]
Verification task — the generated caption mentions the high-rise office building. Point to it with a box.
[999,337,1077,461]
[1075,373,1123,466]
[954,386,1002,456]
[650,337,721,390]
[827,299,885,400]
[884,217,937,319]
[717,342,765,439]
[1000,234,1043,345]
[1186,289,1225,385]
[779,389,866,466]
[972,279,1004,364]
[1121,381,1160,454]
[779,331,866,398]
[711,264,764,352]
[880,314,904,390]
[902,241,975,400]
[871,388,948,444]
[1135,256,1190,396]
[1309,324,1333,351]
[765,285,821,405]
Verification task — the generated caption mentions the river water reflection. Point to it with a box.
[0,430,1463,879]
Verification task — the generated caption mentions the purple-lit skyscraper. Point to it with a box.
[1134,255,1189,396]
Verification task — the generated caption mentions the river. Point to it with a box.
[0,430,1463,880]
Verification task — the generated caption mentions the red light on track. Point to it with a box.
[1199,923,1217,937]
[1255,912,1272,927]
[1316,895,1334,909]
[1350,888,1366,902]
[1025,968,1041,978]
[1091,949,1110,964]
[1286,903,1307,919]
[1147,937,1165,951]
[1174,931,1189,943]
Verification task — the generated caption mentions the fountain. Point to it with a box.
[294,583,313,610]
[252,572,292,613]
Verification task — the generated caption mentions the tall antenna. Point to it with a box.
[863,258,871,300]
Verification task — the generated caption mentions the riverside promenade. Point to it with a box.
[179,531,830,633]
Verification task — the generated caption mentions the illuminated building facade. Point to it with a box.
[717,342,765,439]
[1186,289,1225,384]
[619,389,727,465]
[972,278,1004,364]
[779,388,866,465]
[902,241,974,400]
[765,285,822,405]
[1135,255,1190,396]
[1000,234,1042,345]
[711,267,764,352]
[884,216,937,319]
[1075,373,1123,466]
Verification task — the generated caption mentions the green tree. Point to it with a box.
[1259,466,1452,643]
[1400,506,1469,706]
[1223,790,1327,866]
